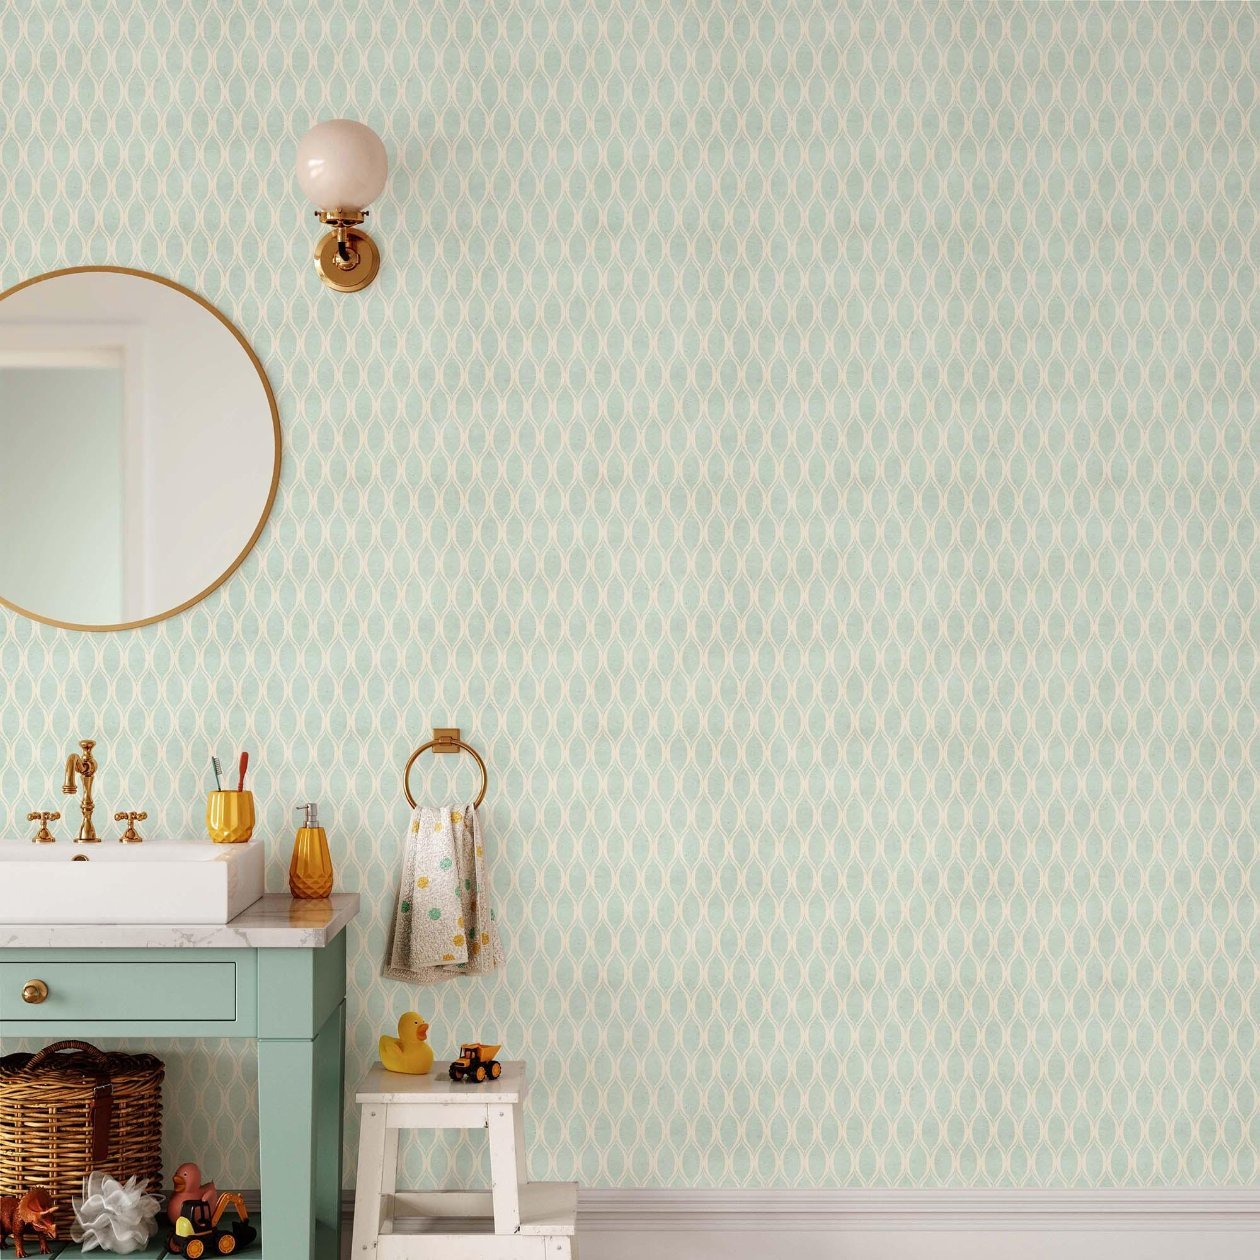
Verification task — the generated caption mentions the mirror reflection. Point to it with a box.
[0,269,279,629]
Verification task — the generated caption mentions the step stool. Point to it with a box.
[350,1059,578,1258]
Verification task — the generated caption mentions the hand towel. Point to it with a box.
[384,803,504,984]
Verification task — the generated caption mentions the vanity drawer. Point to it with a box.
[1,961,239,1026]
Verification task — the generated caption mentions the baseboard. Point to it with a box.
[341,1187,1260,1260]
[575,1188,1260,1260]
[577,1186,1260,1230]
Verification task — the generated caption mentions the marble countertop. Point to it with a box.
[0,892,360,950]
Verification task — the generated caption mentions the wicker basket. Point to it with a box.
[0,1040,163,1233]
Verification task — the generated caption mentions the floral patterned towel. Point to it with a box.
[383,803,504,984]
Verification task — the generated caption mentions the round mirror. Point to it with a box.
[0,267,279,631]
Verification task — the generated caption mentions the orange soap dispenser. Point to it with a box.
[290,802,334,899]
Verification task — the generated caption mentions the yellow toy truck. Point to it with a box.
[448,1043,502,1083]
[167,1192,256,1257]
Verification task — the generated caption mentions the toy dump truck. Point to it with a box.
[448,1042,502,1083]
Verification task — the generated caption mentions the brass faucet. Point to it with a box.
[62,739,100,843]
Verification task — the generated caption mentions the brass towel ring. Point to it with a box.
[404,728,488,809]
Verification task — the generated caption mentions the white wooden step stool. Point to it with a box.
[351,1059,578,1258]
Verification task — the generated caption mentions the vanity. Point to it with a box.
[0,893,359,1260]
[0,252,350,1257]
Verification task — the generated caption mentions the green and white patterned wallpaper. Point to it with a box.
[1,0,1257,1189]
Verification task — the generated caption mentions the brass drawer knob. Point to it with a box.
[22,979,49,1005]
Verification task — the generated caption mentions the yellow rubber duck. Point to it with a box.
[379,1011,434,1074]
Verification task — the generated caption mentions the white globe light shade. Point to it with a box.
[295,119,388,212]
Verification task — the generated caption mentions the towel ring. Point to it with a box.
[404,728,488,809]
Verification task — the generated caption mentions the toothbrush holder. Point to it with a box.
[207,790,255,843]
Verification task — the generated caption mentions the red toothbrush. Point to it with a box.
[237,752,249,792]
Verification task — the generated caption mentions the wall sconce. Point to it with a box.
[295,119,389,293]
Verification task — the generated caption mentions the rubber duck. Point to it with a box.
[379,1012,435,1075]
[166,1162,217,1225]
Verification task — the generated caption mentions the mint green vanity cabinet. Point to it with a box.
[0,894,358,1260]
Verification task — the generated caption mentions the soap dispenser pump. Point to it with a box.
[289,802,334,899]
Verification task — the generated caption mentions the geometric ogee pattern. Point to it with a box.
[0,1,1256,1189]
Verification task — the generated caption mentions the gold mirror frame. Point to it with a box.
[0,266,281,633]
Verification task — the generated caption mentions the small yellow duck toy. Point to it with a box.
[379,1012,435,1075]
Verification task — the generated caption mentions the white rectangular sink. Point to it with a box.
[0,841,265,925]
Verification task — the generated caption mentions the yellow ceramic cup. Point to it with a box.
[207,790,255,843]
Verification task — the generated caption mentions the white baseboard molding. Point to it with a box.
[574,1189,1260,1260]
[577,1186,1260,1230]
[341,1188,1260,1260]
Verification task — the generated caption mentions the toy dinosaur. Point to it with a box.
[0,1189,57,1257]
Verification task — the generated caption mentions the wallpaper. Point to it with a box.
[0,0,1257,1191]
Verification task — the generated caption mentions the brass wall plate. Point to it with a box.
[433,728,461,752]
[314,227,380,292]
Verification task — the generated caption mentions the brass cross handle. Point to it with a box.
[26,810,61,844]
[114,810,148,844]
